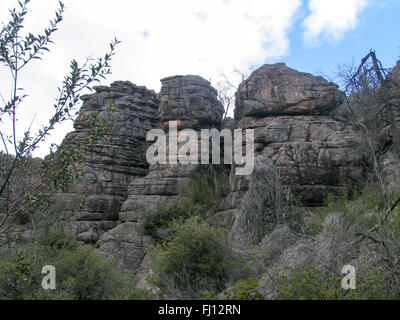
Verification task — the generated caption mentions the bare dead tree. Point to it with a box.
[216,75,237,120]
[335,50,400,203]
[336,51,400,290]
[216,67,256,119]
[341,50,400,156]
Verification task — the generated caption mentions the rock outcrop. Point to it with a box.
[234,63,345,119]
[50,63,369,274]
[236,114,364,205]
[217,63,366,237]
[118,75,224,223]
[59,81,160,243]
[98,75,224,274]
[159,75,224,130]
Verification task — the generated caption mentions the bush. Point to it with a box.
[220,278,262,300]
[143,165,230,239]
[143,199,204,239]
[185,165,229,209]
[308,185,397,236]
[275,263,398,300]
[0,229,155,300]
[147,216,232,299]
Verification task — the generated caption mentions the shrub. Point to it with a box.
[220,278,262,300]
[185,165,230,209]
[147,216,231,299]
[308,185,396,236]
[275,263,398,300]
[275,264,343,300]
[143,165,230,239]
[143,198,204,239]
[0,229,155,300]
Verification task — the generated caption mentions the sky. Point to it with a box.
[0,0,399,158]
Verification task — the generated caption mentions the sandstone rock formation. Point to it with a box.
[59,81,160,243]
[98,75,224,274]
[159,75,224,130]
[118,75,224,223]
[234,63,345,119]
[53,64,368,274]
[236,114,364,205]
[217,63,366,240]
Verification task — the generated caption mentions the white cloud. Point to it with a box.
[0,0,302,157]
[303,0,368,45]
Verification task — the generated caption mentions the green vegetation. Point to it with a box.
[185,165,229,208]
[220,278,262,300]
[0,229,155,300]
[143,165,229,239]
[307,185,400,236]
[275,263,397,300]
[143,199,204,239]
[148,216,232,298]
[144,165,248,299]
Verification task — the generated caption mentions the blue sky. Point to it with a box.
[0,0,398,157]
[280,0,400,84]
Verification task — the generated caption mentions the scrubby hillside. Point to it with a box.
[1,60,400,300]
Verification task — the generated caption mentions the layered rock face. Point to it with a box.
[98,75,224,273]
[234,63,345,119]
[118,75,224,223]
[236,115,364,204]
[159,75,224,130]
[60,81,160,243]
[227,64,365,213]
[53,64,368,271]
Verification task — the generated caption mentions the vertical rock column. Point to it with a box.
[118,75,224,223]
[58,81,160,243]
[98,75,224,274]
[217,64,366,237]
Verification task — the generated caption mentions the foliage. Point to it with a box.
[186,165,230,208]
[147,216,232,299]
[143,165,229,239]
[220,278,262,300]
[0,229,155,300]
[308,185,400,237]
[0,0,120,236]
[275,263,398,300]
[143,198,203,239]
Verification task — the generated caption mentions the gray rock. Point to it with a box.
[236,115,365,205]
[51,81,160,242]
[105,76,224,271]
[97,222,154,273]
[234,63,344,119]
[159,75,224,129]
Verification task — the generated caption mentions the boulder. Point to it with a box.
[234,63,344,119]
[97,222,154,273]
[159,75,224,129]
[222,64,365,224]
